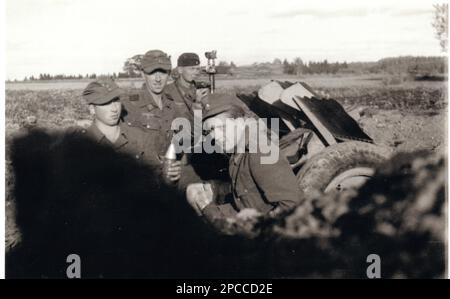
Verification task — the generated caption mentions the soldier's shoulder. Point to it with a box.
[122,124,153,150]
[128,93,141,102]
[66,118,93,133]
[65,125,88,135]
[165,81,176,91]
[121,90,141,103]
[121,91,143,118]
[62,125,94,144]
[164,82,178,100]
[121,122,147,138]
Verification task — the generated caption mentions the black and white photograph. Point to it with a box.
[1,0,448,281]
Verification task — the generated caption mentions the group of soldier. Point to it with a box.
[79,49,301,228]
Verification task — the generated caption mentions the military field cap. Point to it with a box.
[82,78,124,105]
[177,52,200,67]
[202,93,246,120]
[141,49,172,73]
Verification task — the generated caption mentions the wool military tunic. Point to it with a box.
[165,81,206,141]
[167,81,198,113]
[77,122,160,166]
[121,83,182,159]
[203,150,301,221]
[122,83,208,191]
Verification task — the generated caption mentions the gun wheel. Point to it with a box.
[324,167,374,192]
[296,141,392,200]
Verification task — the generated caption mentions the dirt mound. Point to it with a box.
[213,150,446,278]
[355,109,446,153]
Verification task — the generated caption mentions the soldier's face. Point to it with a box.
[143,69,169,94]
[203,113,245,152]
[91,98,122,126]
[179,66,200,83]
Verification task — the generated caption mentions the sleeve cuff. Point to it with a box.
[202,202,221,220]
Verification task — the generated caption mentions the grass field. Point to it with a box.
[5,74,447,144]
[6,74,447,90]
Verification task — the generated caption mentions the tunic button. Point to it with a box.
[127,122,131,126]
[135,155,140,159]
[146,125,150,129]
[244,189,248,193]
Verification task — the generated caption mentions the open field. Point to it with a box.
[6,74,447,90]
[5,74,447,153]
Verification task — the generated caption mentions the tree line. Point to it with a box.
[281,58,349,75]
[9,55,446,82]
[18,72,139,82]
[279,56,447,76]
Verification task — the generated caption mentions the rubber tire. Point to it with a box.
[296,141,392,198]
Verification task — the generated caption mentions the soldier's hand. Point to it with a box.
[186,183,214,216]
[165,160,182,182]
[195,88,208,103]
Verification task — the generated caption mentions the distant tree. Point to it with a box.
[331,62,341,74]
[123,54,143,77]
[322,60,329,73]
[282,58,294,74]
[432,4,448,52]
[282,59,288,73]
[218,61,229,67]
[293,57,305,75]
[230,61,237,68]
[273,58,282,64]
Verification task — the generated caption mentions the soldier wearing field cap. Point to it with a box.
[165,53,211,176]
[185,94,300,227]
[120,49,187,184]
[75,78,159,165]
[163,53,225,194]
[122,50,174,141]
[166,52,210,119]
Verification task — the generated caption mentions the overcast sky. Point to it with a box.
[6,0,445,80]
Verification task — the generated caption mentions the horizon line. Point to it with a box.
[5,54,447,81]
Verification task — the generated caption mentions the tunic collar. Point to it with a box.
[87,123,129,149]
[139,83,173,109]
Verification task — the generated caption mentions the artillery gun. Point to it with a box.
[237,81,392,198]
